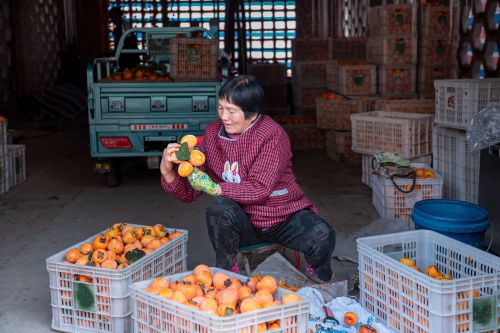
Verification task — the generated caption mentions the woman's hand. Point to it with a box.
[160,143,181,183]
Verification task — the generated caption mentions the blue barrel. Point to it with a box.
[411,199,490,249]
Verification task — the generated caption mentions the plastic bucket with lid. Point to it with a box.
[411,199,490,249]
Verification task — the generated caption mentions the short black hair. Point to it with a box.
[218,75,266,119]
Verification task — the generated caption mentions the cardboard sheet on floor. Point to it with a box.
[333,217,412,263]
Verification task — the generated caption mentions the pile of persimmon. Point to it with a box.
[321,91,344,100]
[414,167,435,179]
[144,265,303,331]
[110,67,173,81]
[64,223,182,270]
[170,134,206,177]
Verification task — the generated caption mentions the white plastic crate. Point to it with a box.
[7,144,26,187]
[0,154,9,194]
[131,267,310,333]
[372,163,443,221]
[46,226,188,333]
[434,78,500,130]
[351,111,433,158]
[432,126,480,204]
[357,230,500,333]
[326,62,377,96]
[0,116,6,157]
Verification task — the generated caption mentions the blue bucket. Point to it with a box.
[411,199,490,249]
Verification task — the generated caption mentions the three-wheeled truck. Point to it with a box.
[87,27,228,186]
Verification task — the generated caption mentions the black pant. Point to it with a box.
[206,197,336,281]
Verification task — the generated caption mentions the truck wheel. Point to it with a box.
[104,161,122,187]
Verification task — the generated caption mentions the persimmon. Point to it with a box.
[256,323,267,333]
[122,69,133,80]
[170,151,181,164]
[108,238,124,254]
[425,265,441,278]
[178,283,202,300]
[183,274,196,284]
[195,270,213,289]
[189,150,205,167]
[133,227,145,240]
[143,248,153,255]
[143,226,156,237]
[256,275,277,294]
[112,222,126,233]
[122,230,137,244]
[122,225,134,234]
[218,303,236,316]
[281,293,302,304]
[194,264,211,276]
[247,276,259,291]
[204,288,217,299]
[101,259,118,269]
[399,257,415,266]
[150,277,169,290]
[424,170,435,178]
[200,297,218,315]
[65,248,82,263]
[169,230,182,240]
[240,297,262,313]
[93,234,109,250]
[260,301,275,309]
[238,286,252,301]
[117,263,128,270]
[107,250,117,261]
[344,311,358,326]
[415,168,425,178]
[172,291,188,304]
[124,242,141,254]
[359,324,378,333]
[92,249,108,264]
[254,290,273,304]
[191,296,206,306]
[75,256,89,266]
[105,228,120,239]
[140,234,155,248]
[160,237,170,244]
[146,239,162,250]
[135,70,144,79]
[144,286,162,295]
[80,243,94,255]
[178,161,194,177]
[213,272,229,290]
[75,274,93,283]
[154,224,167,238]
[158,288,174,299]
[217,287,238,306]
[268,321,280,330]
[180,134,197,150]
[228,277,242,290]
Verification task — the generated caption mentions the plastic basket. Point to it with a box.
[432,126,480,204]
[326,62,377,96]
[293,84,324,108]
[0,155,9,194]
[131,267,310,333]
[351,111,433,158]
[368,4,415,36]
[46,226,188,333]
[170,38,218,81]
[325,130,360,162]
[418,65,455,98]
[421,6,454,36]
[419,37,453,65]
[373,98,435,114]
[7,144,26,187]
[357,230,500,333]
[434,78,500,130]
[378,65,417,98]
[292,61,328,88]
[316,96,376,130]
[367,34,417,65]
[372,163,443,221]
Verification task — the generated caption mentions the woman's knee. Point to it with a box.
[307,219,336,255]
[206,196,239,218]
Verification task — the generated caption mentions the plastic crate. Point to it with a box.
[331,38,367,61]
[46,226,188,333]
[293,84,324,108]
[367,34,417,65]
[316,96,376,130]
[7,144,26,187]
[368,4,415,36]
[325,130,361,162]
[0,155,9,194]
[292,38,332,61]
[373,98,435,114]
[326,62,377,96]
[0,116,6,157]
[378,65,417,98]
[351,111,433,158]
[292,61,327,88]
[418,65,455,98]
[247,63,287,84]
[434,78,500,130]
[170,38,218,81]
[372,163,443,221]
[421,6,454,36]
[131,267,310,333]
[432,126,480,204]
[419,37,452,65]
[357,230,500,333]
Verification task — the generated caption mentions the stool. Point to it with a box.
[238,243,301,276]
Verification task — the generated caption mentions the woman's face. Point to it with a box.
[218,99,257,135]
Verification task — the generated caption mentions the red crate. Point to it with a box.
[293,84,325,108]
[326,62,377,96]
[420,37,453,65]
[368,4,415,36]
[292,61,328,88]
[367,34,417,65]
[421,6,456,36]
[170,38,218,81]
[378,65,416,98]
[292,38,332,61]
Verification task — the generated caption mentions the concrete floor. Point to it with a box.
[0,118,378,332]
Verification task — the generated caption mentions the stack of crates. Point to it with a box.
[292,38,332,117]
[7,144,26,188]
[368,3,417,98]
[247,63,289,116]
[433,78,500,203]
[418,5,457,98]
[0,116,8,194]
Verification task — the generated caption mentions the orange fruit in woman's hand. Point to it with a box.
[170,151,181,164]
[178,161,193,177]
[180,135,197,150]
[189,150,205,167]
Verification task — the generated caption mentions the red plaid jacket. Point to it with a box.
[161,115,318,229]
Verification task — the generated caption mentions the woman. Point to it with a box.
[160,75,336,282]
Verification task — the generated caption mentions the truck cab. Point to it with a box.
[87,27,228,186]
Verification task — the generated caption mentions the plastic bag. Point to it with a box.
[467,102,500,151]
